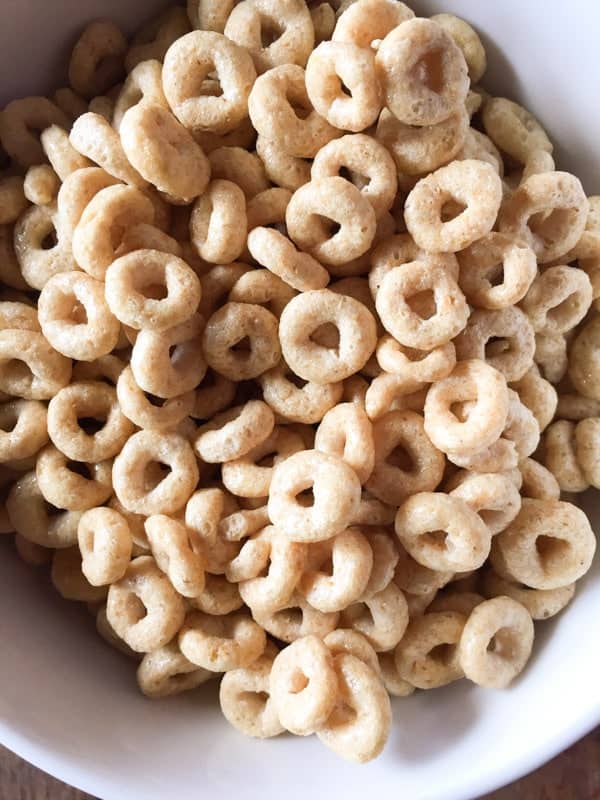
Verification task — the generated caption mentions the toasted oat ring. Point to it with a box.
[395,611,465,689]
[424,359,509,456]
[286,177,376,266]
[209,147,269,199]
[113,60,168,131]
[311,134,396,218]
[431,13,486,82]
[520,265,592,336]
[270,635,337,735]
[252,592,339,643]
[279,289,377,384]
[377,106,468,178]
[448,471,522,535]
[575,417,600,489]
[395,492,491,572]
[113,430,199,515]
[458,232,537,310]
[499,172,588,264]
[194,400,274,463]
[224,0,314,74]
[405,159,503,253]
[454,306,535,383]
[221,426,305,498]
[339,581,408,652]
[105,249,201,331]
[0,400,48,462]
[179,610,266,672]
[117,366,195,432]
[311,3,336,44]
[268,449,361,542]
[13,204,77,290]
[228,269,297,317]
[375,336,456,383]
[192,370,237,421]
[323,630,381,676]
[0,96,70,167]
[68,20,126,98]
[78,507,132,586]
[305,41,381,132]
[491,498,596,590]
[121,104,210,203]
[137,640,211,699]
[543,420,589,493]
[255,136,311,192]
[482,570,575,621]
[6,471,81,548]
[375,18,469,126]
[259,361,343,423]
[247,228,329,292]
[145,514,205,597]
[393,542,452,597]
[0,329,71,400]
[48,381,134,462]
[23,165,60,206]
[38,271,119,360]
[246,187,292,231]
[190,179,247,264]
[332,0,414,48]
[376,260,469,350]
[482,97,552,165]
[107,556,185,653]
[364,373,427,421]
[56,167,119,245]
[248,65,338,159]
[366,409,445,506]
[69,112,147,187]
[131,314,206,398]
[202,302,280,381]
[458,596,534,688]
[219,649,283,737]
[163,31,256,134]
[125,6,191,72]
[36,444,112,512]
[72,184,155,280]
[314,402,374,484]
[518,457,560,501]
[569,316,600,401]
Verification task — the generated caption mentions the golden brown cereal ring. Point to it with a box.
[457,127,503,174]
[194,400,274,463]
[311,134,396,219]
[259,361,343,423]
[482,570,574,621]
[396,492,491,572]
[366,410,444,505]
[458,232,537,310]
[23,165,60,206]
[114,224,181,260]
[163,31,256,134]
[350,493,396,527]
[448,471,521,535]
[36,444,112,511]
[121,104,210,204]
[107,555,185,652]
[286,177,376,265]
[376,18,468,126]
[557,392,600,421]
[68,20,126,98]
[198,263,252,318]
[190,573,243,616]
[491,498,596,590]
[279,289,377,383]
[190,179,247,264]
[339,581,408,651]
[324,629,381,674]
[314,402,374,484]
[78,506,132,586]
[569,316,600,400]
[105,249,201,331]
[0,97,70,167]
[56,167,118,245]
[202,302,280,381]
[117,367,194,432]
[113,430,199,515]
[13,204,76,290]
[521,265,592,335]
[305,42,381,132]
[394,611,465,689]
[219,506,270,542]
[246,186,292,231]
[224,0,314,74]
[332,0,413,48]
[534,332,567,385]
[137,640,211,699]
[519,457,560,501]
[454,306,535,383]
[376,261,469,350]
[125,7,191,72]
[48,381,133,462]
[145,514,205,597]
[299,528,373,612]
[248,65,338,158]
[179,610,266,671]
[184,487,225,549]
[575,417,600,488]
[0,329,71,400]
[364,373,427,421]
[543,420,589,493]
[69,112,146,187]
[405,159,503,253]
[255,135,311,192]
[221,426,304,498]
[220,651,283,737]
[378,652,415,697]
[0,301,39,332]
[268,449,361,542]
[253,592,339,643]
[482,97,552,165]
[38,271,119,360]
[375,337,455,384]
[457,596,534,688]
[499,172,588,264]
[72,184,155,280]
[131,314,206,398]
[192,369,236,420]
[228,268,297,317]
[0,400,48,462]
[113,60,168,131]
[7,471,81,548]
[247,228,329,293]
[431,13,486,82]
[51,547,108,603]
[0,177,28,225]
[208,147,268,199]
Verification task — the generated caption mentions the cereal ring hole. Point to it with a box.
[289,669,310,694]
[406,289,436,319]
[296,487,315,507]
[143,460,172,490]
[440,198,467,222]
[485,336,511,358]
[429,642,455,664]
[385,446,414,471]
[259,17,284,48]
[0,408,18,432]
[66,460,93,480]
[412,48,445,94]
[77,416,107,435]
[41,228,58,250]
[486,628,516,659]
[535,534,571,572]
[310,322,340,350]
[125,592,147,624]
[421,529,449,551]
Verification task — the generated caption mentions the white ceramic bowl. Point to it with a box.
[1,2,599,799]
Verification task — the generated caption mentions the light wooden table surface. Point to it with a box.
[1,727,598,800]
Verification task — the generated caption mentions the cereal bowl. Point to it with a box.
[0,1,599,799]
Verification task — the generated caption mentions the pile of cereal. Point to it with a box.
[0,0,598,764]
